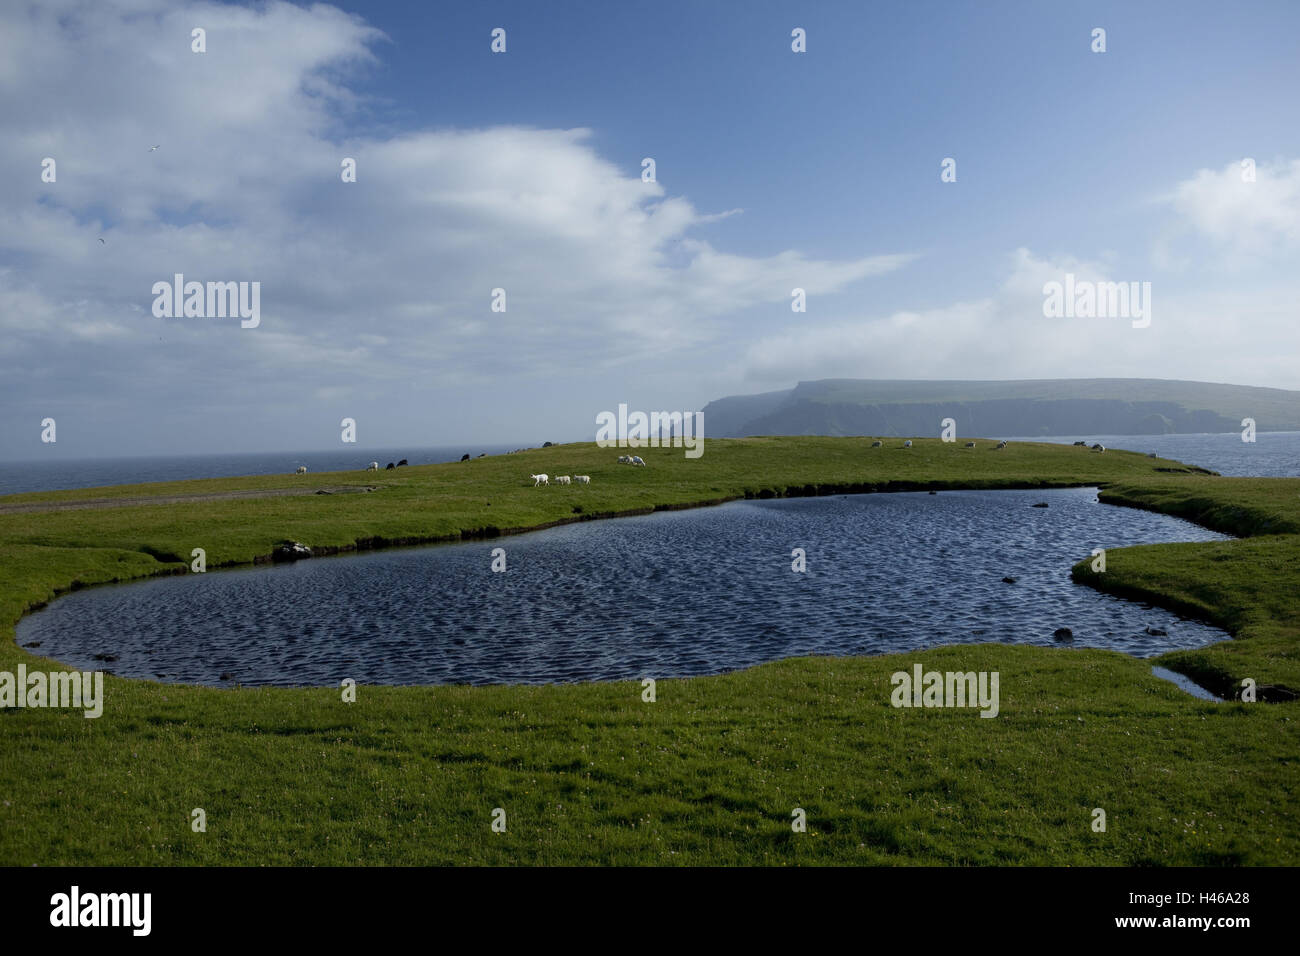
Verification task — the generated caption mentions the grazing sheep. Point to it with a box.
[555,475,571,485]
[531,473,549,486]
[903,440,913,448]
[1073,441,1088,447]
[630,456,645,466]
[995,440,1008,449]
[574,475,591,484]
[367,461,379,471]
[295,465,307,475]
[397,459,408,466]
[965,441,977,448]
[1091,443,1105,452]
[871,440,883,447]
[386,462,395,469]
[618,455,631,464]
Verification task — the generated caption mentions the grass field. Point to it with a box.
[1,436,1296,865]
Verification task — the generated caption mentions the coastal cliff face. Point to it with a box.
[701,379,1300,437]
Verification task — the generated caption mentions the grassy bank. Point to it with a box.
[1,437,1297,865]
[1077,479,1300,701]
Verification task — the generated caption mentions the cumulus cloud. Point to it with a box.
[3,1,1295,457]
[734,247,1298,388]
[1158,158,1300,265]
[0,0,905,455]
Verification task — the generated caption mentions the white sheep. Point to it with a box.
[965,441,976,448]
[630,456,645,466]
[903,440,913,448]
[555,475,572,485]
[618,455,631,464]
[531,473,549,486]
[367,461,378,471]
[574,475,591,484]
[996,440,1008,449]
[1092,443,1106,453]
[871,440,883,447]
[295,465,307,475]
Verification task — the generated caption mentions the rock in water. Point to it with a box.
[1053,627,1074,642]
[1144,625,1168,636]
[1001,576,1017,584]
[1032,502,1049,508]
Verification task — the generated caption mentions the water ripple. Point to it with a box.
[17,487,1232,687]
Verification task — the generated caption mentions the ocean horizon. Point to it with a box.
[0,444,526,496]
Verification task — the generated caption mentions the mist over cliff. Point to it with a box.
[701,379,1300,438]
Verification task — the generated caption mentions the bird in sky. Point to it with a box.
[150,145,160,151]
[98,237,105,244]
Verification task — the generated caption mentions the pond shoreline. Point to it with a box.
[8,475,1244,693]
[18,485,1232,688]
[4,438,1296,699]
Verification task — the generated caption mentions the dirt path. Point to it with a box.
[0,485,380,515]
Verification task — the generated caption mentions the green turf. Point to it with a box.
[1,437,1296,865]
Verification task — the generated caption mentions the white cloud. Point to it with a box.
[3,1,1295,457]
[735,247,1300,389]
[0,0,907,454]
[1161,158,1300,261]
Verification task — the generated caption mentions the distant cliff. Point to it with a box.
[701,379,1300,437]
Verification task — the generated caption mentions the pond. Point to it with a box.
[16,487,1233,687]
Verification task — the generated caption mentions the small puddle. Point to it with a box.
[1151,666,1222,701]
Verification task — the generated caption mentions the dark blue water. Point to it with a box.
[1,433,1295,496]
[17,487,1231,687]
[0,445,521,495]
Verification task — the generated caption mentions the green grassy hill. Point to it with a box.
[1,437,1297,865]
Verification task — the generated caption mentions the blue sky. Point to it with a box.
[327,0,1300,297]
[2,0,1298,458]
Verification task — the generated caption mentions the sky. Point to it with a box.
[2,0,1299,458]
